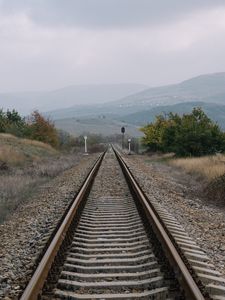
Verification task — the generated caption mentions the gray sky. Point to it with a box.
[0,0,225,92]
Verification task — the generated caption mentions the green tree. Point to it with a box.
[140,115,170,152]
[140,108,225,156]
[5,109,28,137]
[0,109,7,132]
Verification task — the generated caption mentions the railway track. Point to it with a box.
[20,147,225,299]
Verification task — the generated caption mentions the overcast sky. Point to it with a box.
[0,0,225,92]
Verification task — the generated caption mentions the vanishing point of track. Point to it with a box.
[20,147,213,299]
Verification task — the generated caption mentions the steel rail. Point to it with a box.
[113,146,206,300]
[20,152,105,300]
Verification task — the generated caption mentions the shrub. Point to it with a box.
[140,108,225,157]
[27,111,59,148]
[0,109,60,148]
[58,129,77,150]
[0,109,29,136]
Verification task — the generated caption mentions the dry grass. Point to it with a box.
[0,145,26,165]
[20,137,56,151]
[0,133,84,223]
[0,134,105,222]
[0,175,45,221]
[0,133,17,139]
[0,153,83,223]
[0,133,57,166]
[170,154,225,181]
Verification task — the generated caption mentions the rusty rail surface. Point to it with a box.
[113,146,206,300]
[20,152,105,300]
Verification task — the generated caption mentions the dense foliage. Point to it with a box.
[140,108,225,156]
[0,109,28,137]
[0,109,62,148]
[0,109,108,151]
[28,111,59,147]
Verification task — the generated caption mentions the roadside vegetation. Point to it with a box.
[169,154,225,205]
[0,133,87,223]
[0,109,68,148]
[0,108,108,152]
[169,154,225,181]
[140,108,225,157]
[140,107,225,204]
[0,133,57,166]
[0,109,108,223]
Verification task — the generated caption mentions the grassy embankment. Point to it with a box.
[169,154,225,204]
[0,133,57,165]
[0,134,80,223]
[170,154,225,181]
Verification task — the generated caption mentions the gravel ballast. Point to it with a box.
[122,154,225,277]
[1,150,225,298]
[0,153,99,299]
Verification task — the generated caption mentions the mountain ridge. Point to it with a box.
[44,72,225,121]
[110,72,225,107]
[0,83,148,114]
[117,101,225,129]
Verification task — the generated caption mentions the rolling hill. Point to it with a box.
[53,101,225,136]
[117,101,225,129]
[107,72,225,109]
[0,83,148,115]
[55,117,142,137]
[46,72,225,121]
[49,72,225,136]
[2,72,225,136]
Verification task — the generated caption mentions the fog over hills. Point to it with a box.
[0,83,148,115]
[47,72,225,136]
[117,101,225,130]
[2,72,225,136]
[109,72,225,108]
[45,72,225,120]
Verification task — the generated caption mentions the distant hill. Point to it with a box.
[0,83,148,114]
[54,117,143,137]
[2,72,225,136]
[118,101,225,129]
[49,72,225,136]
[110,72,225,109]
[46,72,225,121]
[54,101,225,137]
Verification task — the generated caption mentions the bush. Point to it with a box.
[28,111,59,148]
[0,109,29,136]
[58,130,77,150]
[0,109,62,148]
[140,108,225,157]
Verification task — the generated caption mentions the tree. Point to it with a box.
[140,108,225,156]
[58,129,76,150]
[28,111,59,147]
[5,109,28,137]
[0,109,28,136]
[140,115,170,152]
[0,109,7,132]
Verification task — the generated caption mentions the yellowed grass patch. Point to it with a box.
[0,133,58,165]
[0,145,26,165]
[20,138,56,152]
[170,154,225,181]
[0,133,17,140]
[0,133,56,151]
